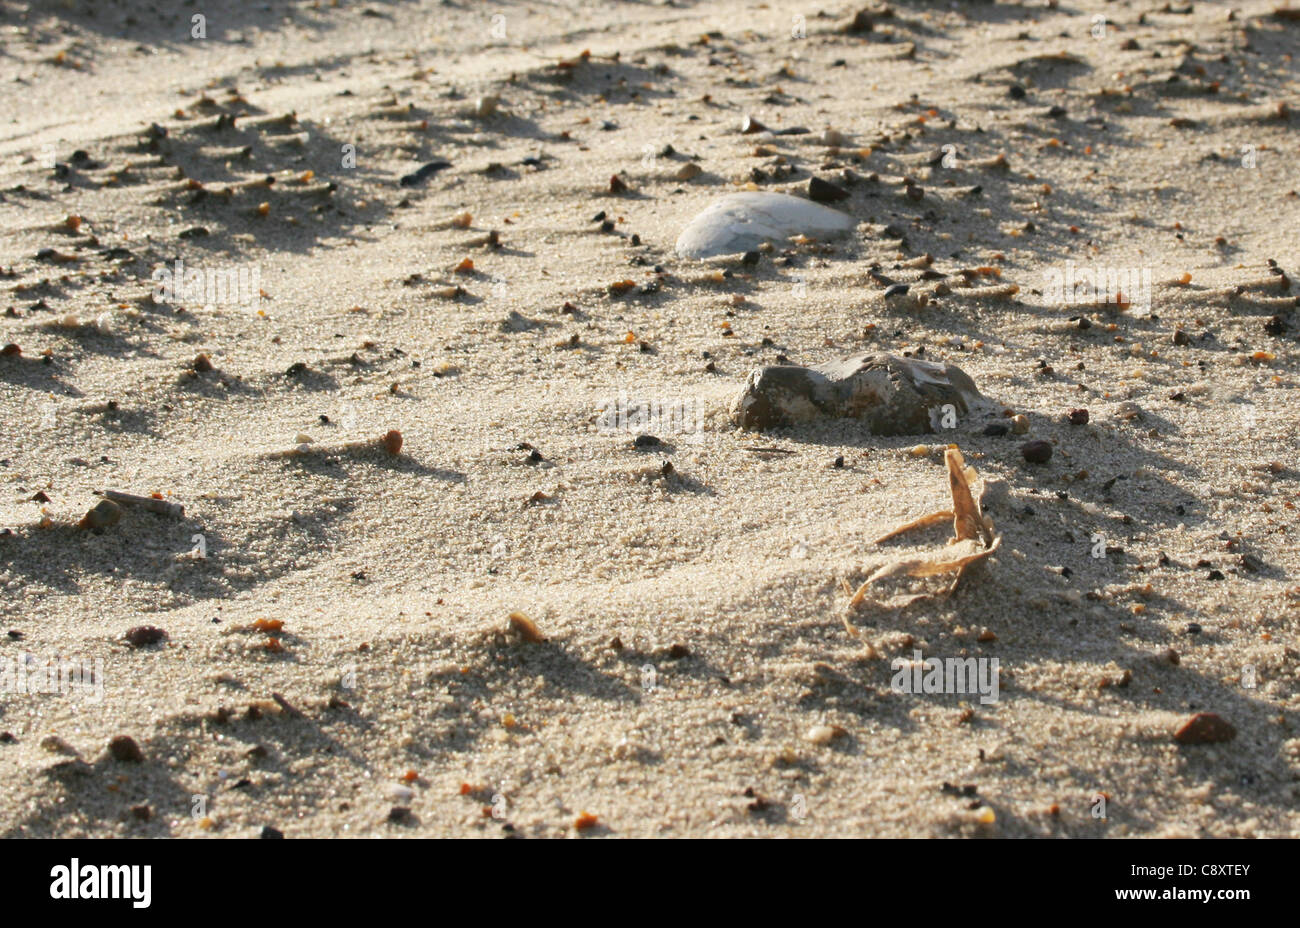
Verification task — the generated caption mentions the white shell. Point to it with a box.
[675,192,856,259]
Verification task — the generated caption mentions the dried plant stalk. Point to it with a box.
[847,447,1001,616]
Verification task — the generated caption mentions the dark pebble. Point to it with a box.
[1186,623,1202,635]
[983,423,1009,437]
[845,9,874,33]
[1067,408,1089,425]
[1008,84,1026,100]
[1021,440,1052,464]
[808,176,849,203]
[883,283,909,299]
[399,159,451,187]
[1174,712,1236,745]
[107,735,144,762]
[260,826,285,839]
[633,434,661,448]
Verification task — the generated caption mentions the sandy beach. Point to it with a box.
[1,0,1298,837]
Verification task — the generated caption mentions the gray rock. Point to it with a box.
[675,192,856,259]
[733,352,986,434]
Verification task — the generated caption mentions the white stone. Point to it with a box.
[675,192,856,259]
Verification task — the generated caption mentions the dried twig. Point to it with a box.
[102,489,184,519]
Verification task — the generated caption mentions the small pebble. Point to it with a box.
[674,162,703,181]
[107,735,144,762]
[41,735,78,756]
[399,160,451,187]
[507,611,547,644]
[1021,440,1052,464]
[805,724,846,745]
[1174,713,1236,745]
[808,176,849,203]
[78,499,121,533]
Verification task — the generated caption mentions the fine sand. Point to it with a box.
[1,0,1298,837]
